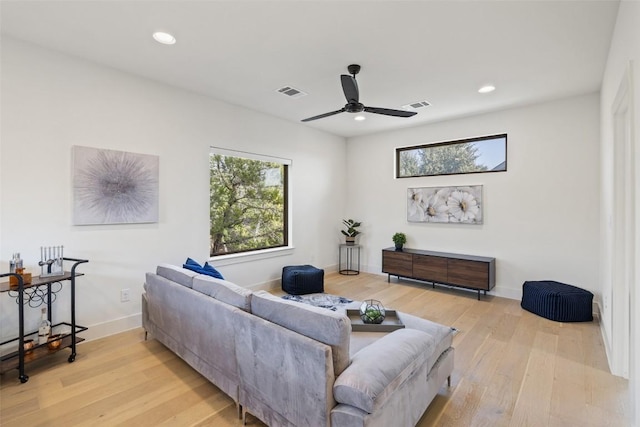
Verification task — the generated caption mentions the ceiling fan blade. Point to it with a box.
[341,75,359,103]
[301,108,346,122]
[364,106,417,118]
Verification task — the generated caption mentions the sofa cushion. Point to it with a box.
[397,311,454,376]
[201,262,224,280]
[182,258,225,280]
[251,290,351,376]
[156,264,199,288]
[333,328,433,414]
[192,275,252,312]
[183,257,201,269]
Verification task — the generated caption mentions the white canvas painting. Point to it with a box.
[408,185,483,224]
[72,146,159,225]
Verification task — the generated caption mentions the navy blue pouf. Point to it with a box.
[521,280,593,322]
[282,265,324,295]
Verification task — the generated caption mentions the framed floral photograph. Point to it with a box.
[407,185,483,224]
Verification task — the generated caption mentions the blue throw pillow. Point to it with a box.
[183,257,202,273]
[201,262,224,280]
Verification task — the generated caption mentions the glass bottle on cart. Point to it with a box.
[38,307,51,345]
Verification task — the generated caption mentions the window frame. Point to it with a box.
[395,133,507,178]
[209,147,292,260]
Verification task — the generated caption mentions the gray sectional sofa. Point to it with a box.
[142,264,455,427]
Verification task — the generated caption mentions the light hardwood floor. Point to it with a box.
[0,272,630,426]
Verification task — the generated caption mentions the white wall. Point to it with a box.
[0,38,346,342]
[600,0,640,423]
[346,93,600,301]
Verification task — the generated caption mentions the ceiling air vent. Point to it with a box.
[276,86,307,99]
[402,100,431,110]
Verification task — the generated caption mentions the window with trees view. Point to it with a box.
[396,134,507,178]
[209,148,289,256]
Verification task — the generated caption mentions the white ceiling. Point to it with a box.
[0,1,620,138]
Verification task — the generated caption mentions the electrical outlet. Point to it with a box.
[120,288,130,302]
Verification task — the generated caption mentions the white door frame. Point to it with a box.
[611,62,634,380]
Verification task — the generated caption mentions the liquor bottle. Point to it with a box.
[38,307,51,345]
[14,253,24,274]
[9,253,16,274]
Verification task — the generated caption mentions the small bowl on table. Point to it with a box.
[23,339,37,360]
[47,334,62,352]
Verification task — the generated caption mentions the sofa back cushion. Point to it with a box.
[193,275,252,312]
[156,264,199,288]
[250,290,351,376]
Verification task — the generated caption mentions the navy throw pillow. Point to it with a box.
[183,257,202,273]
[201,262,224,280]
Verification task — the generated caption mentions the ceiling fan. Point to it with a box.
[301,64,418,122]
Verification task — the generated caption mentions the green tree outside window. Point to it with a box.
[210,153,287,256]
[397,134,507,178]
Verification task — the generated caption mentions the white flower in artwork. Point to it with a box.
[408,188,427,221]
[447,190,480,222]
[457,186,482,202]
[408,185,483,224]
[424,194,449,222]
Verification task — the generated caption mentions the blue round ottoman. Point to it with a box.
[521,280,593,322]
[282,265,324,295]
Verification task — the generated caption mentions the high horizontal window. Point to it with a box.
[209,148,289,257]
[396,134,507,178]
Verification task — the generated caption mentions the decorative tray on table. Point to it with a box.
[346,309,405,332]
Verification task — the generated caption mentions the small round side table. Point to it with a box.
[339,244,361,275]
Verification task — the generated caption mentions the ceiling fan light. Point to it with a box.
[478,85,496,94]
[354,115,366,121]
[153,31,176,45]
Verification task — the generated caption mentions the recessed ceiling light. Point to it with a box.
[354,115,366,121]
[153,32,176,45]
[478,85,496,94]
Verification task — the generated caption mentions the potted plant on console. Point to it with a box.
[392,232,407,251]
[342,219,362,246]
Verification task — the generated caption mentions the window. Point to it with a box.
[209,148,289,257]
[396,134,507,178]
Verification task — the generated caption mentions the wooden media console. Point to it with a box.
[382,248,495,300]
